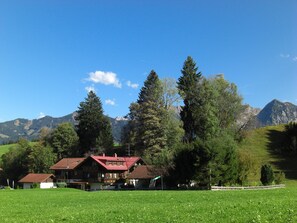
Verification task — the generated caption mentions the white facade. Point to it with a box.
[22,182,54,189]
[40,182,54,189]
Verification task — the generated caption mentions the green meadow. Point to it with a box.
[1,125,296,222]
[0,144,14,158]
[0,187,297,223]
[238,125,297,181]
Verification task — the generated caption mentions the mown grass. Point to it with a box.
[0,188,296,223]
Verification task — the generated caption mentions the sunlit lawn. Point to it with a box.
[0,144,15,157]
[0,186,296,223]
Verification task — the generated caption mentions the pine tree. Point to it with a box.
[139,71,167,161]
[177,56,221,142]
[75,91,113,154]
[128,71,167,163]
[96,117,114,155]
[177,56,203,142]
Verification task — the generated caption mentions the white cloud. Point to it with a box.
[38,112,46,119]
[292,57,297,62]
[85,85,96,93]
[87,71,122,88]
[126,80,139,89]
[105,99,116,106]
[280,54,290,58]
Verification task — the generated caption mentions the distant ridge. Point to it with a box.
[1,99,296,144]
[0,113,127,144]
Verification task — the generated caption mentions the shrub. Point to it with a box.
[274,171,285,184]
[260,164,274,185]
[56,182,67,188]
[32,183,40,189]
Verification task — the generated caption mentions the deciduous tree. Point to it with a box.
[1,139,31,182]
[49,122,79,159]
[28,143,56,173]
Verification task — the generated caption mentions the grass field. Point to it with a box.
[0,188,297,223]
[0,144,15,157]
[238,125,297,181]
[0,142,37,160]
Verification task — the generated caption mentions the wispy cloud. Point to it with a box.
[87,71,122,88]
[126,80,139,89]
[85,85,96,93]
[280,53,290,58]
[38,112,46,119]
[105,99,116,106]
[280,53,297,62]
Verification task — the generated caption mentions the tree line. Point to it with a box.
[122,56,244,187]
[1,56,291,187]
[0,90,114,183]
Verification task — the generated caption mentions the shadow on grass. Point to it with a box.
[267,129,297,180]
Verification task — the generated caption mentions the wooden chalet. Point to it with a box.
[50,154,144,190]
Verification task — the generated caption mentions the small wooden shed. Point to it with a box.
[127,165,160,188]
[19,173,55,189]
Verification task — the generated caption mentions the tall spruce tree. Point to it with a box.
[178,56,221,141]
[172,56,239,187]
[128,70,167,162]
[177,56,202,142]
[75,91,113,154]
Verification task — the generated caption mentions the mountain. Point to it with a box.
[1,99,296,144]
[0,113,128,144]
[256,99,297,127]
[237,104,261,128]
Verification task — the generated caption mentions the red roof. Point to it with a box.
[50,158,85,170]
[91,155,141,171]
[19,173,54,183]
[50,155,142,172]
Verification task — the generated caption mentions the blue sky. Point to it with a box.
[0,0,296,122]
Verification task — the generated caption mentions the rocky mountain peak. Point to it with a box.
[257,99,297,126]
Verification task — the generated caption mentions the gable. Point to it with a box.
[91,155,143,171]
